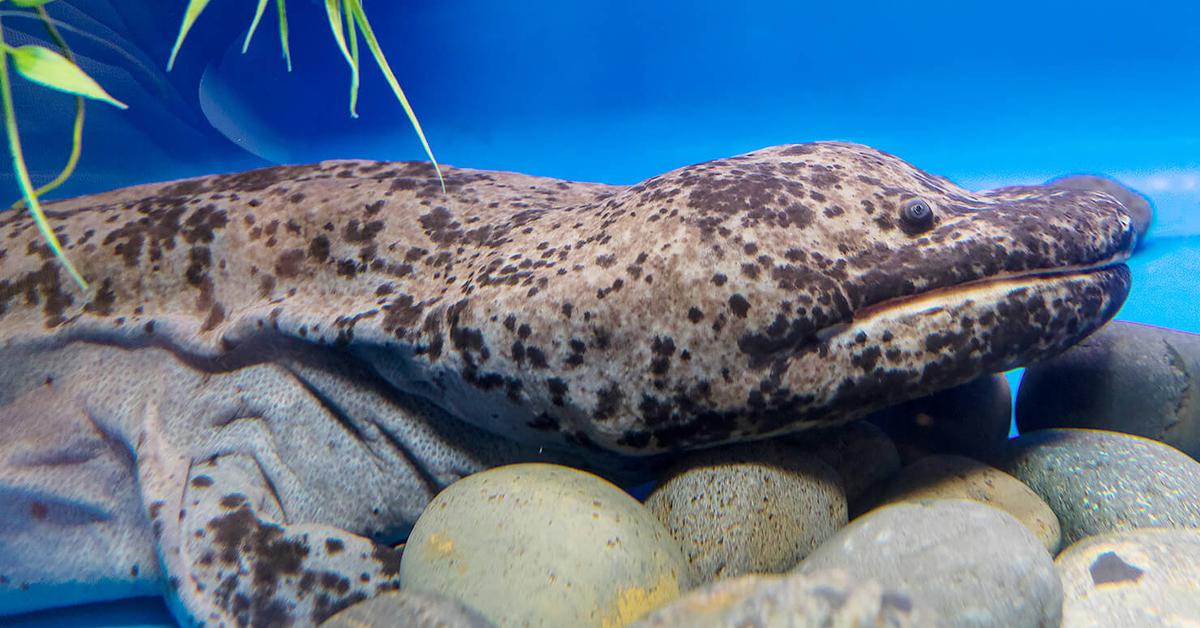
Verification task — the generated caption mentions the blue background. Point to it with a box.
[4,1,1198,625]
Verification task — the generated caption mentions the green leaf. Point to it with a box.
[242,0,270,54]
[324,0,359,117]
[344,0,359,116]
[277,0,292,71]
[0,21,88,289]
[346,0,443,190]
[7,44,126,108]
[167,0,210,71]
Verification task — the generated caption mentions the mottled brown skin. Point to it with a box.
[0,143,1134,625]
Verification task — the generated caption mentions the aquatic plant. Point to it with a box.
[1,0,443,290]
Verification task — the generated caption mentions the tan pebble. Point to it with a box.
[860,454,1061,553]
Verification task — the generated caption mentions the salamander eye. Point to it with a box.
[900,199,935,233]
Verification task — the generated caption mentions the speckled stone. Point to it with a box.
[857,454,1061,553]
[644,441,848,585]
[796,500,1062,627]
[1045,174,1154,245]
[628,568,933,628]
[1016,321,1200,459]
[786,420,902,505]
[1003,428,1200,547]
[867,374,1012,465]
[1056,528,1200,626]
[320,590,496,628]
[399,463,689,628]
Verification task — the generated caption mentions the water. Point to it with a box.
[3,0,1198,625]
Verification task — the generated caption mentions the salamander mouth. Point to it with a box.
[815,250,1133,342]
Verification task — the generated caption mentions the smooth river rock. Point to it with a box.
[399,463,689,628]
[645,441,847,585]
[321,590,496,628]
[1056,528,1200,626]
[787,420,902,505]
[1016,321,1200,459]
[867,374,1012,465]
[1004,428,1200,547]
[796,500,1062,627]
[857,454,1061,553]
[629,569,932,628]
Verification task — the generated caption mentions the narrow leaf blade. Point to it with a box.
[277,0,292,71]
[243,0,271,54]
[8,45,126,108]
[348,1,443,190]
[167,0,211,71]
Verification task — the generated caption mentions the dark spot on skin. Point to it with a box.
[275,249,305,278]
[220,494,247,509]
[82,278,116,317]
[1089,551,1144,585]
[382,294,423,333]
[594,383,623,421]
[30,502,47,520]
[712,273,728,286]
[372,544,403,577]
[687,307,704,323]
[344,219,385,243]
[852,346,882,372]
[308,235,331,262]
[191,475,213,488]
[728,294,751,318]
[526,347,549,369]
[547,378,568,406]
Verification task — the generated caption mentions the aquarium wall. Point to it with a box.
[2,0,1199,626]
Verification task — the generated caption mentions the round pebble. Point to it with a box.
[786,420,902,505]
[628,568,932,628]
[320,590,495,628]
[796,499,1062,627]
[1044,174,1154,245]
[399,463,689,628]
[1016,321,1200,459]
[1056,528,1200,625]
[1003,428,1200,547]
[857,454,1061,553]
[644,441,847,585]
[867,374,1012,465]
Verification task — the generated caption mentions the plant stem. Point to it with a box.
[0,15,88,289]
[8,4,85,208]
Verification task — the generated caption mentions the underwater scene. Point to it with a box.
[1,1,1199,626]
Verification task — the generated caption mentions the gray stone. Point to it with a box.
[797,500,1062,627]
[787,421,902,505]
[857,454,1061,553]
[1016,321,1200,459]
[399,463,689,628]
[645,441,848,585]
[867,374,1012,465]
[628,569,932,628]
[1056,528,1200,626]
[1045,174,1153,246]
[321,590,496,628]
[1004,428,1200,547]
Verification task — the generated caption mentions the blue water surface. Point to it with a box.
[4,0,1199,625]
